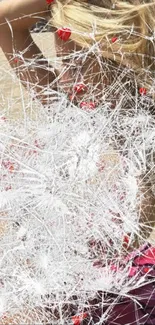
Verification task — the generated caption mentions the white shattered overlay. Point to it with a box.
[0,42,155,323]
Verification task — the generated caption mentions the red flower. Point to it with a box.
[80,101,96,110]
[73,83,88,94]
[139,87,147,95]
[57,28,71,41]
[111,36,118,43]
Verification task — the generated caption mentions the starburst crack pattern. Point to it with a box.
[0,40,155,324]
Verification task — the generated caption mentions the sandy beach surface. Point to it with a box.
[0,32,55,119]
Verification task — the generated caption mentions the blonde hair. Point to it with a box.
[50,0,155,93]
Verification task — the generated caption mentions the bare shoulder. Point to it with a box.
[0,0,49,30]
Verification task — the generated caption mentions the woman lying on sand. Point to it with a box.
[0,0,155,324]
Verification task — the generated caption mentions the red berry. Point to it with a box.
[73,83,88,94]
[143,267,151,274]
[112,36,118,43]
[46,0,54,4]
[72,313,88,325]
[80,101,96,110]
[14,58,19,63]
[57,28,71,41]
[139,87,147,95]
[123,235,130,248]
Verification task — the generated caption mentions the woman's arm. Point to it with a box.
[0,0,58,104]
[0,0,50,29]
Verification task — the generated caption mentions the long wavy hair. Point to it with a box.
[50,0,155,95]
